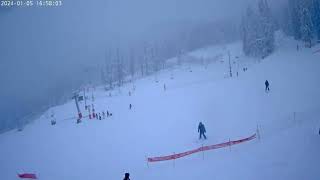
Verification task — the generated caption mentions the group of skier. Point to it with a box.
[88,103,134,122]
[87,102,133,123]
[91,110,112,121]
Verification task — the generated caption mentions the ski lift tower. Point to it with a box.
[72,92,82,122]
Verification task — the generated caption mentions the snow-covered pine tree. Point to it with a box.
[311,0,320,41]
[152,44,163,74]
[116,48,124,86]
[285,0,320,43]
[288,0,302,40]
[104,50,114,90]
[242,8,250,56]
[129,48,135,80]
[258,0,275,58]
[143,44,150,76]
[242,6,256,57]
[281,4,294,36]
[100,68,106,85]
[242,1,275,58]
[299,0,314,47]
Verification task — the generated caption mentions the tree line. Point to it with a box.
[99,21,239,90]
[241,0,320,58]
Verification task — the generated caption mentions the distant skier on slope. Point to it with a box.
[123,173,130,180]
[265,80,270,92]
[198,122,207,139]
[129,104,132,110]
[102,111,106,119]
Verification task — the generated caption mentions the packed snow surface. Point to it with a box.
[1,36,320,180]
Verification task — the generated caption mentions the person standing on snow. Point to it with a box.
[102,111,106,119]
[265,80,270,92]
[198,122,207,139]
[129,104,132,110]
[123,173,130,180]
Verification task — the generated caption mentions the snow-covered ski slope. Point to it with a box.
[1,35,320,180]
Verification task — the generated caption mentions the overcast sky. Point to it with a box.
[0,0,285,130]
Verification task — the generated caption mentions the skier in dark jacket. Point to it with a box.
[123,173,130,180]
[198,122,207,139]
[265,80,270,92]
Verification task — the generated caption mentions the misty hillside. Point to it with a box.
[1,33,320,179]
[1,0,320,179]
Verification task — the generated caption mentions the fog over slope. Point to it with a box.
[0,0,284,131]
